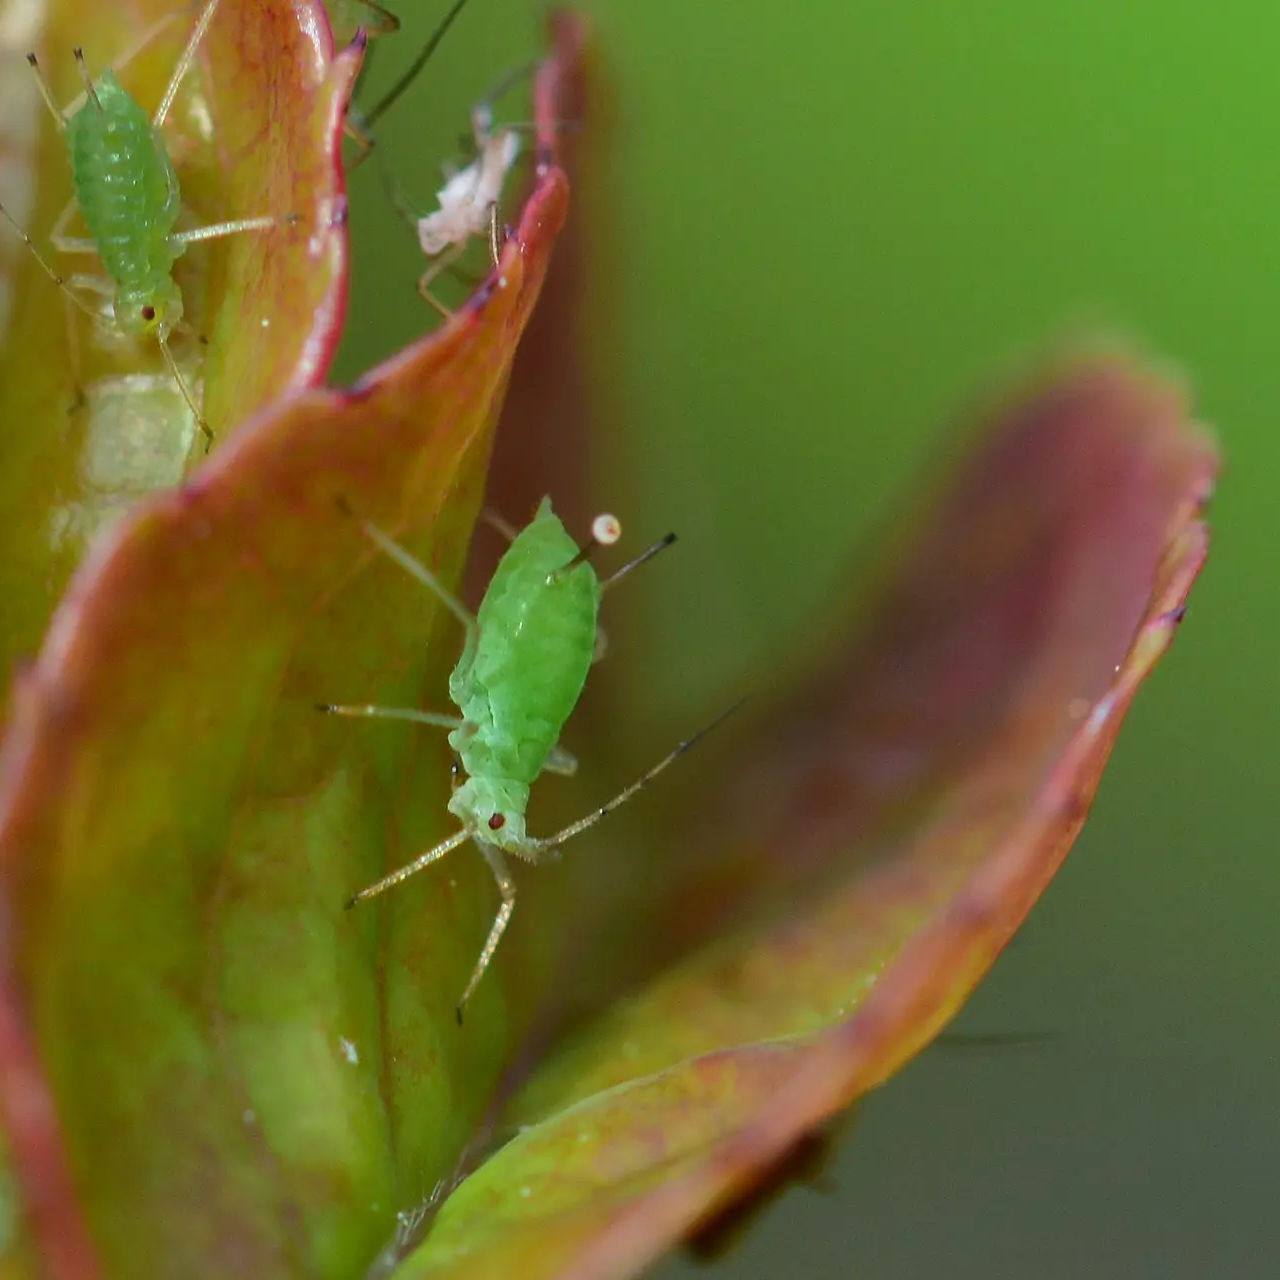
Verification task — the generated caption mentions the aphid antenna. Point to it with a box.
[24,53,64,127]
[599,532,678,592]
[71,49,103,112]
[346,827,471,908]
[533,695,752,854]
[357,0,475,137]
[28,12,185,126]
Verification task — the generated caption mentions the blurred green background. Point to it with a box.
[335,0,1276,1274]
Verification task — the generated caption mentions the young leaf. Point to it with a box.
[0,43,572,1280]
[0,0,358,679]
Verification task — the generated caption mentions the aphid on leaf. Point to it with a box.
[322,498,740,1021]
[372,46,541,313]
[0,0,297,448]
[394,96,521,314]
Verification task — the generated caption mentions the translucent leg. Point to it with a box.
[168,214,297,249]
[0,208,103,320]
[49,196,98,256]
[456,841,516,1022]
[544,744,578,777]
[153,0,221,127]
[318,705,463,731]
[346,827,470,907]
[479,507,520,542]
[156,331,211,449]
[348,515,478,645]
[417,243,466,316]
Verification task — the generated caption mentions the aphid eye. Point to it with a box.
[140,305,156,321]
[487,813,505,831]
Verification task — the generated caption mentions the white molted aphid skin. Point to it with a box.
[417,127,521,256]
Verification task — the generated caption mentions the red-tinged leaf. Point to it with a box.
[384,355,1216,1278]
[0,0,356,677]
[0,52,571,1279]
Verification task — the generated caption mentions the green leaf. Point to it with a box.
[0,0,356,674]
[390,355,1217,1278]
[0,115,569,1280]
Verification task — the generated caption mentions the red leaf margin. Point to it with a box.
[0,27,579,1272]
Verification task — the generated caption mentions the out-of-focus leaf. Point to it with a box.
[387,355,1216,1278]
[0,29,572,1273]
[0,0,357,676]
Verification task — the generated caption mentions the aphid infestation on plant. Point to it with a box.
[322,499,739,1021]
[336,0,544,315]
[0,0,298,449]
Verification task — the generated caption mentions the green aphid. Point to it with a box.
[323,498,736,1020]
[0,0,295,447]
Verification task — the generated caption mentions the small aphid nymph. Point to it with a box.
[0,0,296,447]
[323,498,738,1020]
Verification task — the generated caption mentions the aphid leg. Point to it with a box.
[153,0,222,128]
[354,0,474,141]
[72,49,104,111]
[531,697,750,855]
[156,332,213,449]
[345,828,471,907]
[168,213,297,250]
[0,206,102,416]
[544,744,579,777]
[479,507,520,543]
[0,203,96,307]
[60,296,86,415]
[350,515,479,644]
[417,243,465,316]
[456,842,517,1022]
[48,196,99,256]
[591,627,609,665]
[487,201,502,267]
[600,533,679,592]
[318,704,464,731]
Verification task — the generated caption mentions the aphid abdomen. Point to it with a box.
[453,498,601,785]
[66,72,182,290]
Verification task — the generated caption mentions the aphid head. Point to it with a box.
[116,279,183,338]
[449,776,528,849]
